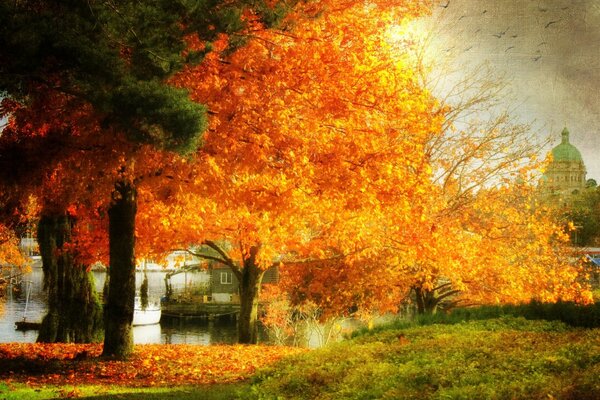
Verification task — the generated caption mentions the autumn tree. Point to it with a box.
[0,0,295,357]
[0,219,26,317]
[0,194,29,273]
[265,15,593,318]
[365,15,595,313]
[146,0,441,343]
[0,91,119,342]
[0,223,28,284]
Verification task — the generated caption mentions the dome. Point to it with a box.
[551,127,583,162]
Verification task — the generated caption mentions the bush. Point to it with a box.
[447,301,600,328]
[351,301,600,340]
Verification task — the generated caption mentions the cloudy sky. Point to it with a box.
[418,0,600,180]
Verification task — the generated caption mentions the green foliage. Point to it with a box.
[140,273,149,310]
[101,80,207,154]
[446,301,600,329]
[560,186,600,246]
[251,318,600,399]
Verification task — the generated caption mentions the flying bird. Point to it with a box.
[545,20,560,28]
[492,29,508,38]
[505,46,515,52]
[464,46,473,52]
[533,55,542,61]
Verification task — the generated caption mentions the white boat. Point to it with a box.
[133,297,161,326]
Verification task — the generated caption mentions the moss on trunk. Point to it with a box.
[37,214,103,343]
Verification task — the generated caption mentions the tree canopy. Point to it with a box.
[0,0,294,153]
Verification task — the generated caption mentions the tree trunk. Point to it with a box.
[414,286,425,315]
[102,181,137,358]
[140,272,149,310]
[237,247,265,344]
[413,286,438,315]
[37,214,103,343]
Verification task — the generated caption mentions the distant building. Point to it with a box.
[541,127,587,195]
[211,264,279,303]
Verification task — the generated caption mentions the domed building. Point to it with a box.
[542,127,587,195]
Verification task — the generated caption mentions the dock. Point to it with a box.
[161,301,241,320]
[15,320,42,331]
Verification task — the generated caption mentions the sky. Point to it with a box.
[416,0,600,180]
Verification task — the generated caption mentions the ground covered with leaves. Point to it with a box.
[0,343,305,388]
[1,318,599,399]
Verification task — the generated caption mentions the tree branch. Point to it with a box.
[436,289,462,302]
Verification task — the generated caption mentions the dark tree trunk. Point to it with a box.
[237,246,265,344]
[102,181,137,359]
[37,214,103,343]
[413,286,439,315]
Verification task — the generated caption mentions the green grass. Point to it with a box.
[250,317,600,399]
[0,383,251,399]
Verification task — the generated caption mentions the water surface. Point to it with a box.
[0,266,239,345]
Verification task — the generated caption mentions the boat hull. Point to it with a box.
[132,307,161,326]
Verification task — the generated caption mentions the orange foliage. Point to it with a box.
[1,0,440,276]
[0,343,306,387]
[152,0,589,319]
[388,179,593,309]
[153,0,441,265]
[0,224,27,268]
[279,258,409,321]
[456,184,593,305]
[0,86,198,266]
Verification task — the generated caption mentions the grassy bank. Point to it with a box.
[0,383,249,399]
[250,317,600,399]
[1,315,599,399]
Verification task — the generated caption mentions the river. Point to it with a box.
[0,263,239,345]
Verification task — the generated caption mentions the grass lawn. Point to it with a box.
[1,316,599,399]
[0,383,250,399]
[250,317,600,399]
